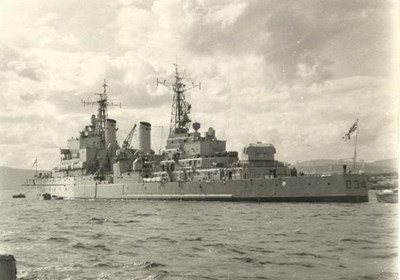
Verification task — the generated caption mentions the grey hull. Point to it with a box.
[31,174,369,203]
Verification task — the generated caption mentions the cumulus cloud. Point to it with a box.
[0,0,397,169]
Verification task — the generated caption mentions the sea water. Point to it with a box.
[0,190,397,280]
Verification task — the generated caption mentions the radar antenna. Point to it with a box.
[157,63,200,135]
[82,79,121,146]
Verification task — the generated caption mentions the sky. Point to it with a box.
[0,0,398,169]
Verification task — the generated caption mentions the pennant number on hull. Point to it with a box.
[346,180,366,189]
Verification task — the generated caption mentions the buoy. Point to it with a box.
[0,255,17,280]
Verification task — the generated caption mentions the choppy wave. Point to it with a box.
[0,190,397,279]
[46,236,69,243]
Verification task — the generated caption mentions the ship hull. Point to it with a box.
[30,174,369,202]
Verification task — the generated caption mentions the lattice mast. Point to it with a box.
[157,63,200,135]
[82,80,121,146]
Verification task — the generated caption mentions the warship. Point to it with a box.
[26,64,369,202]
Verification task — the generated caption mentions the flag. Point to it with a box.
[32,157,37,167]
[342,119,358,142]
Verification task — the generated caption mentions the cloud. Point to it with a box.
[0,0,397,169]
[19,68,40,81]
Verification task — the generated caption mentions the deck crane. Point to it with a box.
[122,124,137,149]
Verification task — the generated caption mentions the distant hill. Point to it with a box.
[296,158,398,174]
[296,159,342,167]
[367,158,398,168]
[0,166,47,190]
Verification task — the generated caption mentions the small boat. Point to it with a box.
[375,189,398,203]
[12,193,26,198]
[40,193,52,200]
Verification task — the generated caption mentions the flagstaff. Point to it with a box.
[32,157,38,176]
[342,118,359,171]
[353,119,359,169]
